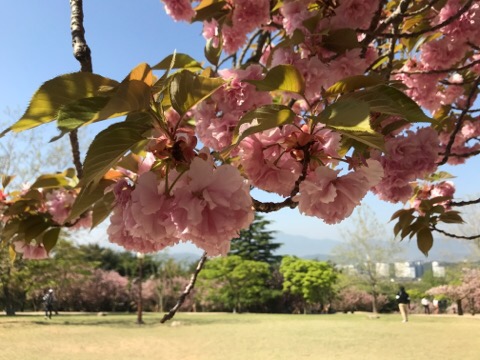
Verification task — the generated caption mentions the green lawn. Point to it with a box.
[1,312,479,360]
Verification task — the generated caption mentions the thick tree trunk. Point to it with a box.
[457,299,464,316]
[3,285,15,316]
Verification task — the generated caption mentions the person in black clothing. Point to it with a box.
[396,286,410,322]
[43,289,55,319]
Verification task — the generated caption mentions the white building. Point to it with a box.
[432,261,446,277]
[394,262,416,279]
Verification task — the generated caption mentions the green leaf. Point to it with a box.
[152,53,203,71]
[336,130,385,151]
[94,80,152,121]
[42,227,61,254]
[322,28,360,53]
[246,65,305,95]
[1,221,19,243]
[424,171,455,182]
[193,0,228,21]
[319,99,372,132]
[205,37,223,66]
[23,216,50,242]
[1,174,15,188]
[81,119,153,186]
[57,97,110,132]
[343,85,432,123]
[232,105,296,145]
[30,169,78,190]
[324,75,384,97]
[91,192,116,229]
[170,70,225,116]
[4,73,118,134]
[68,179,116,222]
[394,211,415,238]
[439,211,464,224]
[417,228,433,256]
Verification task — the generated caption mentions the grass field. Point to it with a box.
[1,312,479,360]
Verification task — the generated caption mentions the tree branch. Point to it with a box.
[367,0,474,39]
[404,0,441,17]
[160,252,208,323]
[450,197,480,207]
[69,0,93,179]
[252,197,297,213]
[70,0,92,72]
[360,0,388,57]
[431,224,480,240]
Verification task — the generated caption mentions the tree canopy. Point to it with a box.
[1,1,480,275]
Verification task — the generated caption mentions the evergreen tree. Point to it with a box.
[229,214,282,265]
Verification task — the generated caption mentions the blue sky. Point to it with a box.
[1,1,479,250]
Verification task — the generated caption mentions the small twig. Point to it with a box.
[442,149,480,159]
[392,59,480,75]
[438,76,480,165]
[160,252,208,323]
[245,31,269,65]
[239,30,262,65]
[431,224,480,240]
[360,0,388,57]
[384,24,399,79]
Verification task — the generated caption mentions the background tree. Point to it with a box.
[198,255,277,313]
[332,205,404,313]
[229,213,282,265]
[280,256,338,314]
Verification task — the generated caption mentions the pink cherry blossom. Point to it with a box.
[161,0,195,22]
[293,160,384,224]
[232,0,270,35]
[239,126,303,197]
[14,241,48,259]
[107,173,180,253]
[373,127,440,202]
[45,189,75,225]
[222,24,248,55]
[202,19,220,48]
[280,0,315,36]
[172,155,254,256]
[330,0,380,30]
[194,65,272,151]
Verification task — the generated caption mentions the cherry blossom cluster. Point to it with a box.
[107,152,254,256]
[1,187,91,259]
[127,0,479,255]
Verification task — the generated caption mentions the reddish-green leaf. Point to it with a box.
[417,228,433,256]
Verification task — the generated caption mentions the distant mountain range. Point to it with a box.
[160,232,479,264]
